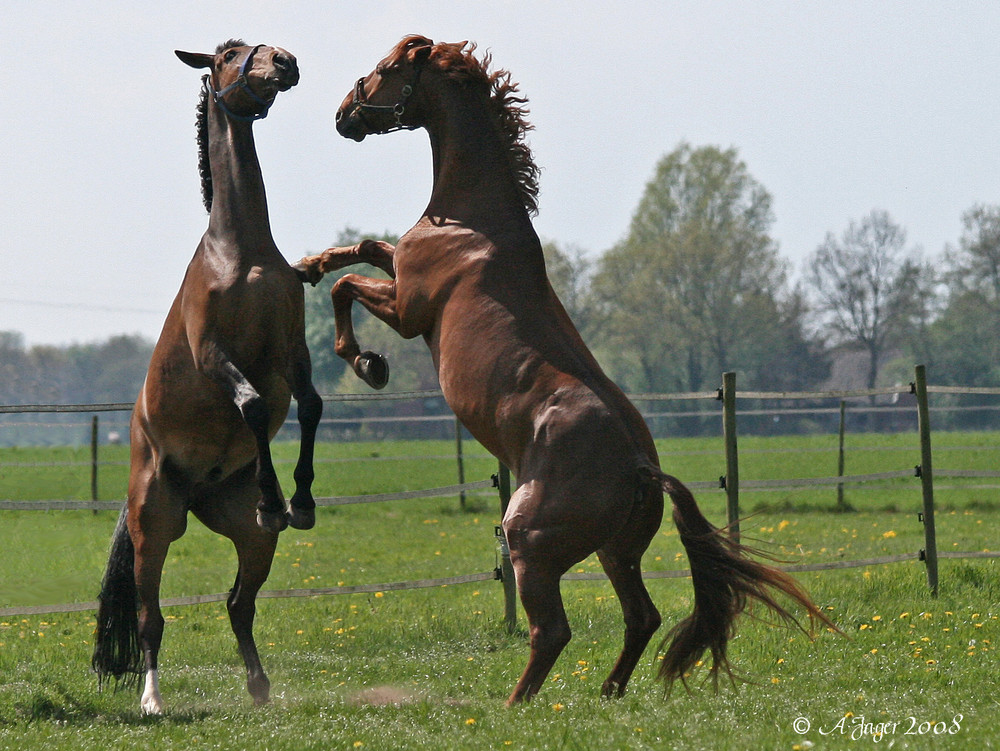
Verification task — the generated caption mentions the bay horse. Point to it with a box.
[92,40,322,714]
[297,35,835,705]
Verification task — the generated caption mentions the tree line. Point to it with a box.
[3,141,998,432]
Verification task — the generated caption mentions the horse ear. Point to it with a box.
[410,44,432,65]
[175,50,214,69]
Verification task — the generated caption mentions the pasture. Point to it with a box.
[1,434,998,749]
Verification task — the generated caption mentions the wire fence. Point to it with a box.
[1,366,998,621]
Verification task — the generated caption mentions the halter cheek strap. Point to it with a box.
[207,45,272,122]
[350,62,424,133]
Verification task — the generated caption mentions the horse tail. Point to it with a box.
[644,467,837,689]
[92,503,142,689]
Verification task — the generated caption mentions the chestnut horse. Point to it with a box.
[92,40,322,714]
[297,36,833,705]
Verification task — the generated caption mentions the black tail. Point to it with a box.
[92,503,142,690]
[645,469,839,689]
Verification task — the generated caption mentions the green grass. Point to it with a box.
[1,434,999,749]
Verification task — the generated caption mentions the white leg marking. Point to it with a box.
[140,668,164,715]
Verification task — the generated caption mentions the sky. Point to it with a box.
[2,1,998,347]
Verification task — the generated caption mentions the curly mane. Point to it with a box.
[392,36,540,216]
[195,40,249,212]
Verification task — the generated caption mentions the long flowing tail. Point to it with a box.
[92,503,142,689]
[647,468,838,688]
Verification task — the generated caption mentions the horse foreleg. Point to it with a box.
[199,345,287,532]
[294,239,396,284]
[287,350,322,530]
[330,273,400,390]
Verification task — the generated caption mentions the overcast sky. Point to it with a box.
[3,1,998,347]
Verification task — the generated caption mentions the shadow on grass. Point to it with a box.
[6,682,213,728]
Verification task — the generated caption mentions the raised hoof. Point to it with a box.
[356,351,389,390]
[288,506,315,530]
[256,508,289,533]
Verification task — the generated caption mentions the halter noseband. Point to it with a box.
[206,45,272,122]
[349,61,424,133]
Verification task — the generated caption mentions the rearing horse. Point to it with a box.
[92,40,322,714]
[298,35,834,705]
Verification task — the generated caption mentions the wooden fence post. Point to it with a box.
[90,415,99,515]
[837,400,848,511]
[495,462,517,633]
[722,371,740,542]
[454,416,466,510]
[913,365,939,595]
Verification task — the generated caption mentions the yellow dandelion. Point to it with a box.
[778,520,790,531]
[552,703,565,711]
[375,592,384,598]
[882,530,897,538]
[465,718,476,726]
[771,677,780,684]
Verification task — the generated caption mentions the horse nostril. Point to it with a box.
[274,54,291,70]
[335,110,343,123]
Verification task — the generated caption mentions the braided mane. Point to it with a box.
[391,36,540,216]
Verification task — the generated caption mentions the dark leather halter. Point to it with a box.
[206,45,273,122]
[345,61,424,133]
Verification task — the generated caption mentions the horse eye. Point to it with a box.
[225,50,239,62]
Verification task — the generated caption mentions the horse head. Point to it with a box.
[176,40,299,122]
[335,35,437,140]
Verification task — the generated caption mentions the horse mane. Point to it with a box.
[195,39,249,212]
[393,36,541,216]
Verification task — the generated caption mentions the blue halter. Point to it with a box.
[206,45,272,122]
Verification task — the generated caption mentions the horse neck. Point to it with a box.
[423,91,530,230]
[205,101,275,253]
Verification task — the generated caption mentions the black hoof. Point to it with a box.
[288,506,315,530]
[256,508,289,533]
[357,351,389,390]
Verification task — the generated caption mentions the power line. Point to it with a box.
[0,297,163,315]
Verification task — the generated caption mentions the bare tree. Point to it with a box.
[806,209,924,390]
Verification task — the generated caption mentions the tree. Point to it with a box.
[541,240,593,336]
[925,204,1000,388]
[589,142,815,393]
[805,210,925,391]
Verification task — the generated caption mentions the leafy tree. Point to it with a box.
[805,209,925,391]
[926,204,1000,388]
[541,241,593,336]
[589,142,815,392]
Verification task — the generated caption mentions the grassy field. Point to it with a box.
[0,433,998,749]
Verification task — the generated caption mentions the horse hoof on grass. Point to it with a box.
[256,509,289,533]
[357,351,389,390]
[288,507,315,530]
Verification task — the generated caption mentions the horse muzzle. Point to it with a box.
[335,106,368,142]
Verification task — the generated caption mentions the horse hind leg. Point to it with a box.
[596,547,662,698]
[504,534,573,705]
[192,475,277,706]
[595,485,663,698]
[227,537,276,706]
[131,490,187,714]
